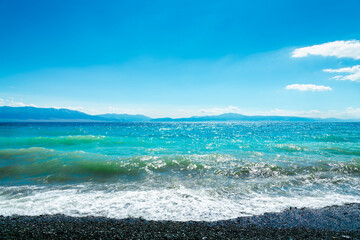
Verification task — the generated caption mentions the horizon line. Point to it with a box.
[1,105,359,121]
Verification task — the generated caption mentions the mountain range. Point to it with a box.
[0,106,354,122]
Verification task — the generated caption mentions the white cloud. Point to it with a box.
[342,107,360,118]
[285,84,332,92]
[248,107,360,119]
[199,106,242,115]
[323,65,360,82]
[292,40,360,59]
[249,108,321,117]
[58,106,85,112]
[107,106,146,115]
[176,106,360,119]
[0,98,37,107]
[192,107,360,119]
[314,107,360,119]
[268,108,321,116]
[173,106,244,117]
[0,98,96,114]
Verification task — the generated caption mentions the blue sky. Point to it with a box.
[1,0,360,118]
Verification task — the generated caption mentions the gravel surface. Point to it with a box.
[0,203,359,239]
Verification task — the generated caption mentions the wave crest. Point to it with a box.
[0,148,359,183]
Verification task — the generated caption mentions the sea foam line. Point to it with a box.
[0,186,359,221]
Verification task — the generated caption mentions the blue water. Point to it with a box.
[0,122,359,221]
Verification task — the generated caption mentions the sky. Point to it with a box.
[1,0,360,118]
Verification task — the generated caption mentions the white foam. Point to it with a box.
[0,185,359,221]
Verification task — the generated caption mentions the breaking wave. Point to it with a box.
[0,147,358,183]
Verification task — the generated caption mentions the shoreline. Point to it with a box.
[1,203,359,239]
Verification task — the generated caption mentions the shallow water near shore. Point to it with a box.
[0,122,359,221]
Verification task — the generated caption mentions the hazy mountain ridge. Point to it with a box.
[98,113,151,122]
[0,106,105,122]
[0,106,355,122]
[152,113,318,122]
[0,107,151,122]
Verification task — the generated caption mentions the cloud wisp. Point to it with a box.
[285,84,332,92]
[323,65,360,82]
[195,106,360,119]
[291,39,360,85]
[199,106,241,115]
[292,40,360,59]
[0,98,37,108]
[253,107,360,119]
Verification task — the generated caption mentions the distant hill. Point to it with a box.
[0,106,106,122]
[0,106,353,122]
[0,106,152,122]
[152,113,318,122]
[98,113,151,122]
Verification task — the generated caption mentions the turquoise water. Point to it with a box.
[0,122,359,221]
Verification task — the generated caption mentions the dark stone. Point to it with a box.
[0,203,359,239]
